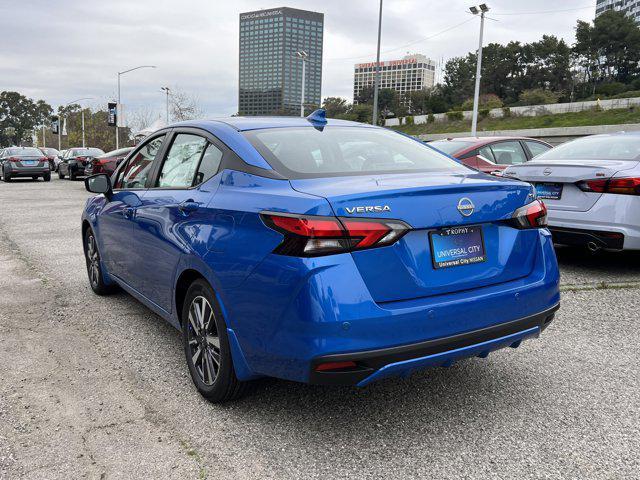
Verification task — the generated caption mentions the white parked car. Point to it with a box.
[503,133,640,252]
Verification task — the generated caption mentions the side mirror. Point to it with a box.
[85,174,112,199]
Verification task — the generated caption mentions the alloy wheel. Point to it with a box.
[186,296,221,386]
[86,234,100,288]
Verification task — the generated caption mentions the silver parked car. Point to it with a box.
[504,133,640,251]
[0,146,51,182]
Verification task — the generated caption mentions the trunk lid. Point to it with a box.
[505,159,639,212]
[290,172,539,303]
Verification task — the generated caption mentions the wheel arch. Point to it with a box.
[173,267,259,381]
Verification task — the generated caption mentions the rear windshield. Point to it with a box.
[535,135,640,161]
[4,147,42,156]
[70,148,104,157]
[429,140,475,155]
[40,148,60,156]
[244,127,467,178]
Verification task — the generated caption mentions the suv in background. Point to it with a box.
[429,137,552,175]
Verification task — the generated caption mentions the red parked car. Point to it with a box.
[84,147,133,177]
[429,136,552,174]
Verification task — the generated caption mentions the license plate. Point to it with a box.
[535,182,563,200]
[429,225,487,269]
[23,160,37,166]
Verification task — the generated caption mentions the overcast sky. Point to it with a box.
[1,0,595,121]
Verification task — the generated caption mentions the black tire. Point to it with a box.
[83,228,119,295]
[58,169,65,179]
[3,170,11,183]
[43,173,51,182]
[69,168,76,181]
[182,279,251,403]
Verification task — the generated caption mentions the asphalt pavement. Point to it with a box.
[0,177,638,479]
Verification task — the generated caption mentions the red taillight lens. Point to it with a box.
[510,200,547,229]
[577,177,640,195]
[7,156,21,163]
[261,212,411,257]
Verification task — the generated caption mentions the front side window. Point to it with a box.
[244,127,468,178]
[490,141,528,165]
[157,134,208,188]
[114,135,165,189]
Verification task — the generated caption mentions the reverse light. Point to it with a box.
[260,212,411,257]
[577,177,640,196]
[510,200,547,229]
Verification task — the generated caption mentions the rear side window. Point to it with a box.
[525,141,550,158]
[114,136,164,189]
[478,145,496,162]
[244,126,467,179]
[155,134,223,188]
[490,141,528,165]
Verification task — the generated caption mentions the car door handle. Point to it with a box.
[178,200,200,214]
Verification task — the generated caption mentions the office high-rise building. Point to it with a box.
[353,54,436,105]
[239,7,324,116]
[596,0,640,23]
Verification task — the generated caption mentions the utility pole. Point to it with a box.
[470,4,489,137]
[296,51,308,117]
[372,0,383,125]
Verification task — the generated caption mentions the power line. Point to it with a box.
[326,16,476,62]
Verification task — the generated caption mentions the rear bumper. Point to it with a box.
[4,166,49,176]
[549,226,624,250]
[547,195,640,250]
[310,304,558,386]
[224,228,561,384]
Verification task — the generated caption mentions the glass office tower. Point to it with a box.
[239,7,324,116]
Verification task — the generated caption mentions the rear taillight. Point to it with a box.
[509,200,547,229]
[577,177,640,196]
[261,212,411,257]
[7,156,21,163]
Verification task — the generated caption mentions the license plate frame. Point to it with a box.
[23,160,37,166]
[429,225,487,270]
[535,182,563,200]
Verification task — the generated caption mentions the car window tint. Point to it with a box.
[525,141,550,158]
[157,134,207,188]
[478,146,496,162]
[115,136,164,189]
[490,141,528,165]
[194,143,223,185]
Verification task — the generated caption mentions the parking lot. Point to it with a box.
[0,177,638,479]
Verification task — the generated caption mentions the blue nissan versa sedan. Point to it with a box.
[82,110,560,402]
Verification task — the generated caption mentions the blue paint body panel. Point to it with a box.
[82,118,561,386]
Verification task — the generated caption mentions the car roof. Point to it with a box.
[433,136,542,144]
[171,116,371,132]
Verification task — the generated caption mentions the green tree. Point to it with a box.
[322,97,349,117]
[574,10,640,86]
[0,91,52,147]
[442,55,476,107]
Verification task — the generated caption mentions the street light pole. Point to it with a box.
[161,86,171,123]
[470,4,489,137]
[296,51,308,117]
[58,97,92,151]
[371,0,383,125]
[116,65,157,149]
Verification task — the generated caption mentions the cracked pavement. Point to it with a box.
[0,178,638,479]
